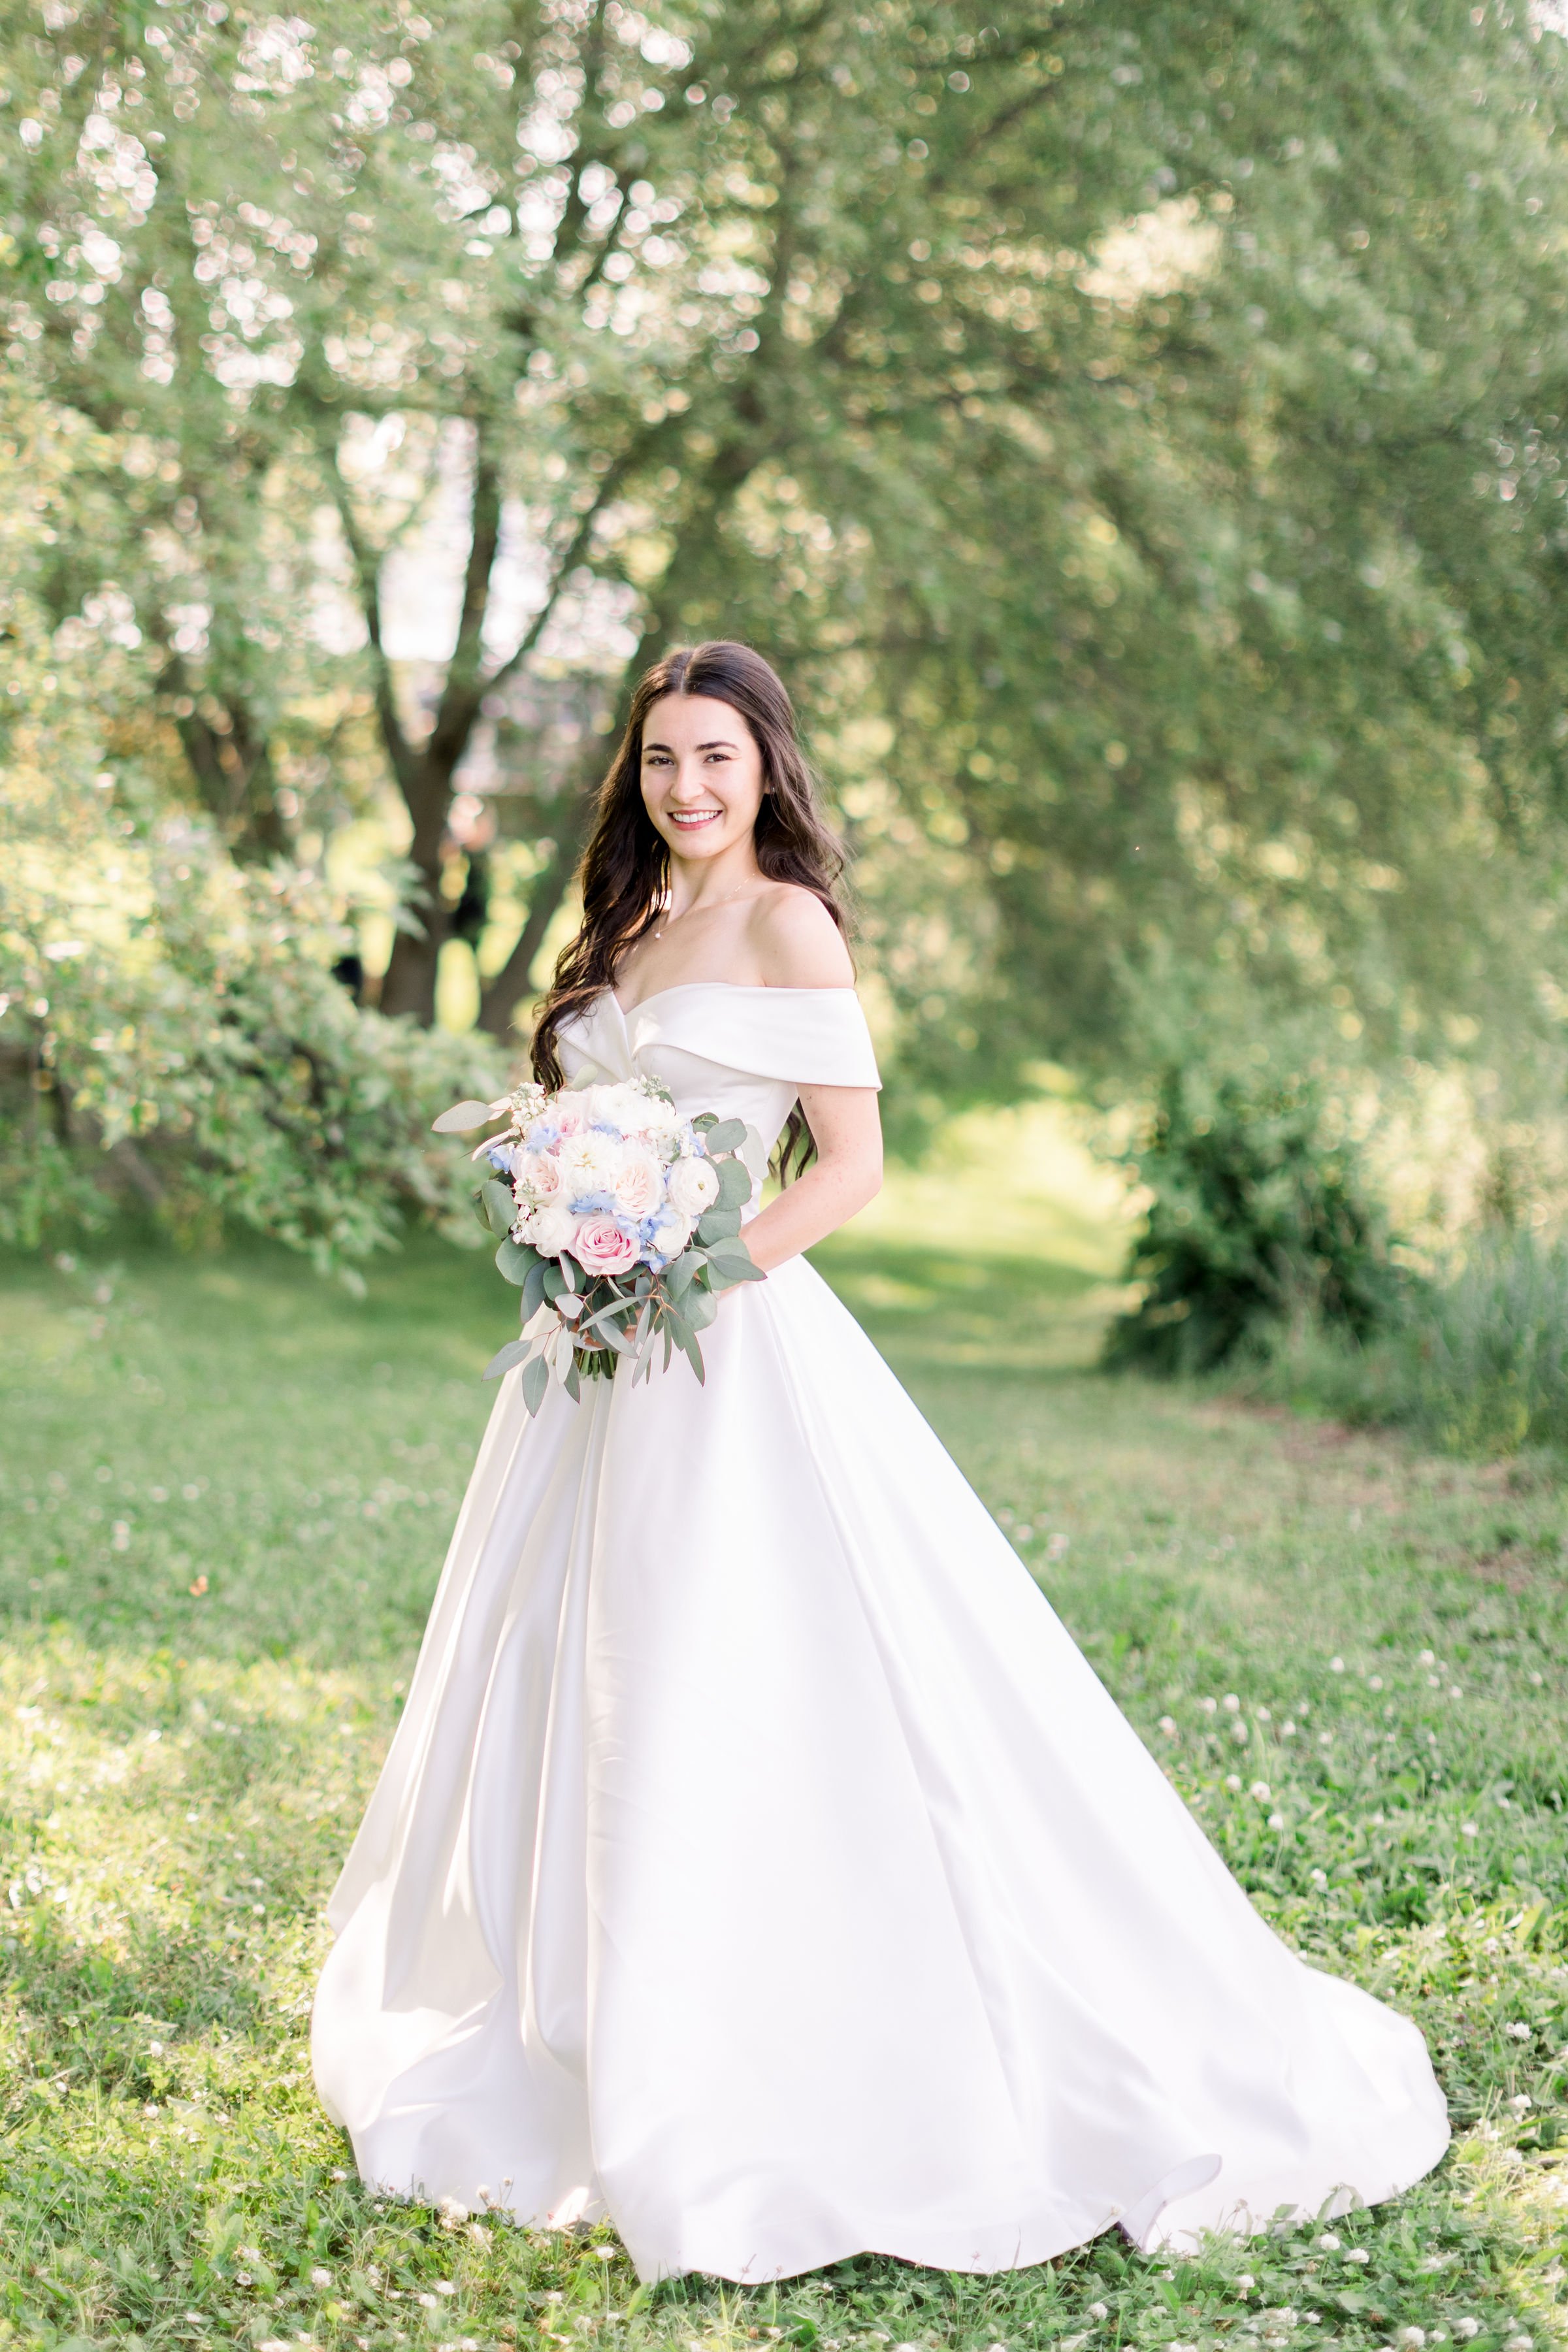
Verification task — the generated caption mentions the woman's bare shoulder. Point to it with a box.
[747,882,855,990]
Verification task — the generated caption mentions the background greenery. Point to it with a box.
[10,0,1568,1249]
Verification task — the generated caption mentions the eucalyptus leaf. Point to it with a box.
[495,1237,536,1286]
[704,1119,747,1154]
[471,1191,493,1236]
[707,1243,766,1286]
[542,1262,568,1303]
[482,1179,515,1239]
[664,1250,702,1299]
[696,1206,743,1245]
[433,1100,496,1134]
[520,1356,551,1418]
[483,1337,534,1381]
[683,1284,719,1331]
[715,1156,753,1210]
[521,1260,550,1322]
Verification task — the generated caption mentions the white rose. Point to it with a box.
[512,1147,561,1200]
[635,1095,685,1151]
[587,1082,643,1134]
[666,1153,721,1218]
[531,1199,578,1258]
[613,1146,664,1218]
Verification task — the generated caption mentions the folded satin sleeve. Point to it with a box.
[636,987,881,1090]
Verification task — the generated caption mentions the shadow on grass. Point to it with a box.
[810,1233,1128,1378]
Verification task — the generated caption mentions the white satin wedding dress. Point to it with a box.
[312,983,1448,2282]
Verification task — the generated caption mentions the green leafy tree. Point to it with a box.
[6,0,1568,1102]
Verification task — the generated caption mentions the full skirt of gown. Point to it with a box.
[312,1258,1449,2281]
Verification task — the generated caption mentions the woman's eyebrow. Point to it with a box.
[643,736,739,753]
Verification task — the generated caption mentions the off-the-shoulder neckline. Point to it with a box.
[607,981,858,1019]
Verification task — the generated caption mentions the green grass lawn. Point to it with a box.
[1,1223,1567,2352]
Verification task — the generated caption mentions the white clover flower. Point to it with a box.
[1157,1716,1177,1736]
[1199,1696,1218,1714]
[1310,1867,1329,1889]
[1508,2093,1533,2115]
[1268,1810,1286,1829]
[1235,2276,1255,2297]
[1503,2336,1533,2351]
[1330,1656,1345,1672]
[1222,1693,1241,1712]
[310,2266,331,2288]
[1505,2021,1531,2040]
[1315,2234,1340,2252]
[1344,2248,1370,2266]
[1226,1773,1243,1791]
[1087,2304,1109,2321]
[1396,2329,1426,2348]
[1250,1780,1271,1802]
[1232,1719,1250,1742]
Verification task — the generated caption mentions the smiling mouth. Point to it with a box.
[668,808,723,830]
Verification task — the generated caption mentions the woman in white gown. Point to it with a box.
[312,641,1448,2284]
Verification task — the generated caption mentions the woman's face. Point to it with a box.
[640,693,766,864]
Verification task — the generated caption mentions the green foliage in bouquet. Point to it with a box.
[1106,1063,1406,1377]
[434,1098,764,1412]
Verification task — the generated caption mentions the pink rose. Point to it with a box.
[551,1091,588,1139]
[568,1211,640,1279]
[514,1147,561,1199]
[613,1147,663,1218]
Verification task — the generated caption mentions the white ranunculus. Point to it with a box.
[649,1205,692,1260]
[531,1199,578,1258]
[666,1153,720,1218]
[613,1146,664,1218]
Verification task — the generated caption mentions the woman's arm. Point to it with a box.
[742,1081,883,1273]
[738,885,883,1273]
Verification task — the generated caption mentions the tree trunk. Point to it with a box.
[476,780,596,1039]
[378,757,455,1022]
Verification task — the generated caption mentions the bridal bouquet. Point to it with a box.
[433,1074,764,1413]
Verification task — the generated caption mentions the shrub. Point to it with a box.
[1,813,511,1278]
[1105,1061,1405,1374]
[1256,1228,1568,1457]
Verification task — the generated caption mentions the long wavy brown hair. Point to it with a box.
[531,640,849,1177]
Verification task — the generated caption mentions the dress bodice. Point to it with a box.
[557,985,881,1173]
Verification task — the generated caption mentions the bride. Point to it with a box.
[312,640,1448,2283]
